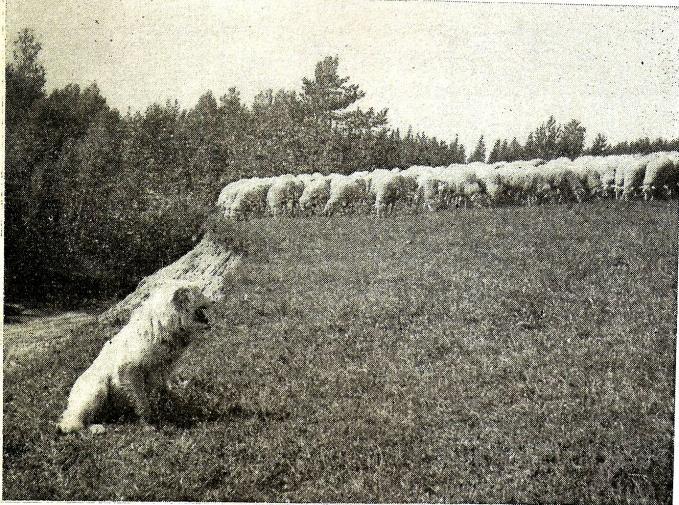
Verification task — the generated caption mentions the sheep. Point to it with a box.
[619,157,650,200]
[213,152,679,221]
[487,161,541,205]
[457,179,484,207]
[266,174,304,217]
[298,175,331,214]
[414,171,443,211]
[229,177,275,220]
[642,154,678,200]
[570,157,603,198]
[537,158,582,203]
[399,173,420,208]
[556,170,586,203]
[596,158,620,199]
[499,164,539,204]
[366,169,411,216]
[437,166,484,208]
[217,179,247,212]
[402,165,436,209]
[611,156,637,199]
[323,173,368,216]
[523,170,553,206]
[476,167,508,205]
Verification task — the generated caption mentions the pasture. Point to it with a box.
[3,200,677,503]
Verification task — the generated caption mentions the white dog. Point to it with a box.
[57,282,213,434]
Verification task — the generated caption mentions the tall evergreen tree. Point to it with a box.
[508,137,523,161]
[457,144,467,164]
[587,133,609,156]
[499,139,510,162]
[524,132,538,160]
[301,56,364,130]
[488,139,502,163]
[468,135,486,163]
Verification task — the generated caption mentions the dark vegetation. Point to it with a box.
[6,28,679,307]
[4,201,677,502]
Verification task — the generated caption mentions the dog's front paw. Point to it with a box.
[88,424,106,435]
[56,419,84,434]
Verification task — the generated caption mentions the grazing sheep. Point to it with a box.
[620,157,650,200]
[570,157,603,198]
[400,172,419,207]
[229,177,275,219]
[598,159,620,199]
[437,166,484,208]
[556,170,586,203]
[217,179,246,211]
[367,169,410,216]
[323,173,368,216]
[299,175,331,213]
[642,154,678,200]
[215,152,678,220]
[523,170,552,206]
[415,171,443,211]
[266,174,304,217]
[613,158,629,199]
[57,282,213,434]
[476,166,508,205]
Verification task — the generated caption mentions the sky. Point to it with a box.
[6,0,679,150]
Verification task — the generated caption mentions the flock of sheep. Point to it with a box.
[217,152,679,219]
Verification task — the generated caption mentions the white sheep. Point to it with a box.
[642,153,678,200]
[570,157,604,198]
[229,177,275,220]
[619,157,650,200]
[217,179,247,212]
[414,171,443,211]
[298,175,331,214]
[437,166,483,208]
[596,157,621,198]
[323,173,368,216]
[266,174,304,217]
[611,155,638,199]
[366,169,411,216]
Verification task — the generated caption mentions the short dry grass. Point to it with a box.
[3,200,677,503]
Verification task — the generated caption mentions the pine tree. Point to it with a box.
[468,135,486,163]
[488,139,502,163]
[524,132,537,160]
[508,138,523,161]
[301,56,364,131]
[499,139,509,162]
[587,133,609,156]
[449,135,461,164]
[457,144,466,164]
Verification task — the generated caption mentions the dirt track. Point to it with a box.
[3,311,94,371]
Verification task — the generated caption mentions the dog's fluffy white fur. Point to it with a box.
[57,282,212,433]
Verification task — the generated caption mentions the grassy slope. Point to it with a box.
[3,200,677,503]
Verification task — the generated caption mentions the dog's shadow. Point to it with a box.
[99,385,290,430]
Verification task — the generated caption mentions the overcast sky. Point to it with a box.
[6,0,678,150]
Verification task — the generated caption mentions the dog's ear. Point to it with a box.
[171,287,193,312]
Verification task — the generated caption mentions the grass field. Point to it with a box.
[3,200,677,503]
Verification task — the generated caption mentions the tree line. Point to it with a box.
[469,116,679,164]
[6,29,678,304]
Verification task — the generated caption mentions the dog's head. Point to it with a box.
[171,285,213,332]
